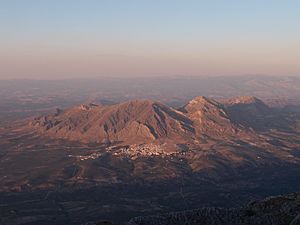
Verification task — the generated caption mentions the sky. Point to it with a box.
[0,0,300,79]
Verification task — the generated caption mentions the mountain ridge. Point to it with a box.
[29,96,253,146]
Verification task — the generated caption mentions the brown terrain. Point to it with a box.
[26,95,299,165]
[0,92,300,224]
[29,96,249,147]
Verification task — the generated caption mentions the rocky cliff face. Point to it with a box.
[180,96,240,136]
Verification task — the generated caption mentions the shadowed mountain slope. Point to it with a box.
[224,96,275,130]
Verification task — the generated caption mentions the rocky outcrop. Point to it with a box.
[180,96,240,136]
[128,193,300,225]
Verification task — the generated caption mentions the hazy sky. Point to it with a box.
[1,0,300,79]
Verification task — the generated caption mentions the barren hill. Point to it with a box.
[30,97,249,145]
[30,99,195,145]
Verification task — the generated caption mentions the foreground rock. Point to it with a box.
[128,193,300,225]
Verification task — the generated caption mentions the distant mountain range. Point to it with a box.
[30,96,263,145]
[1,75,300,125]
